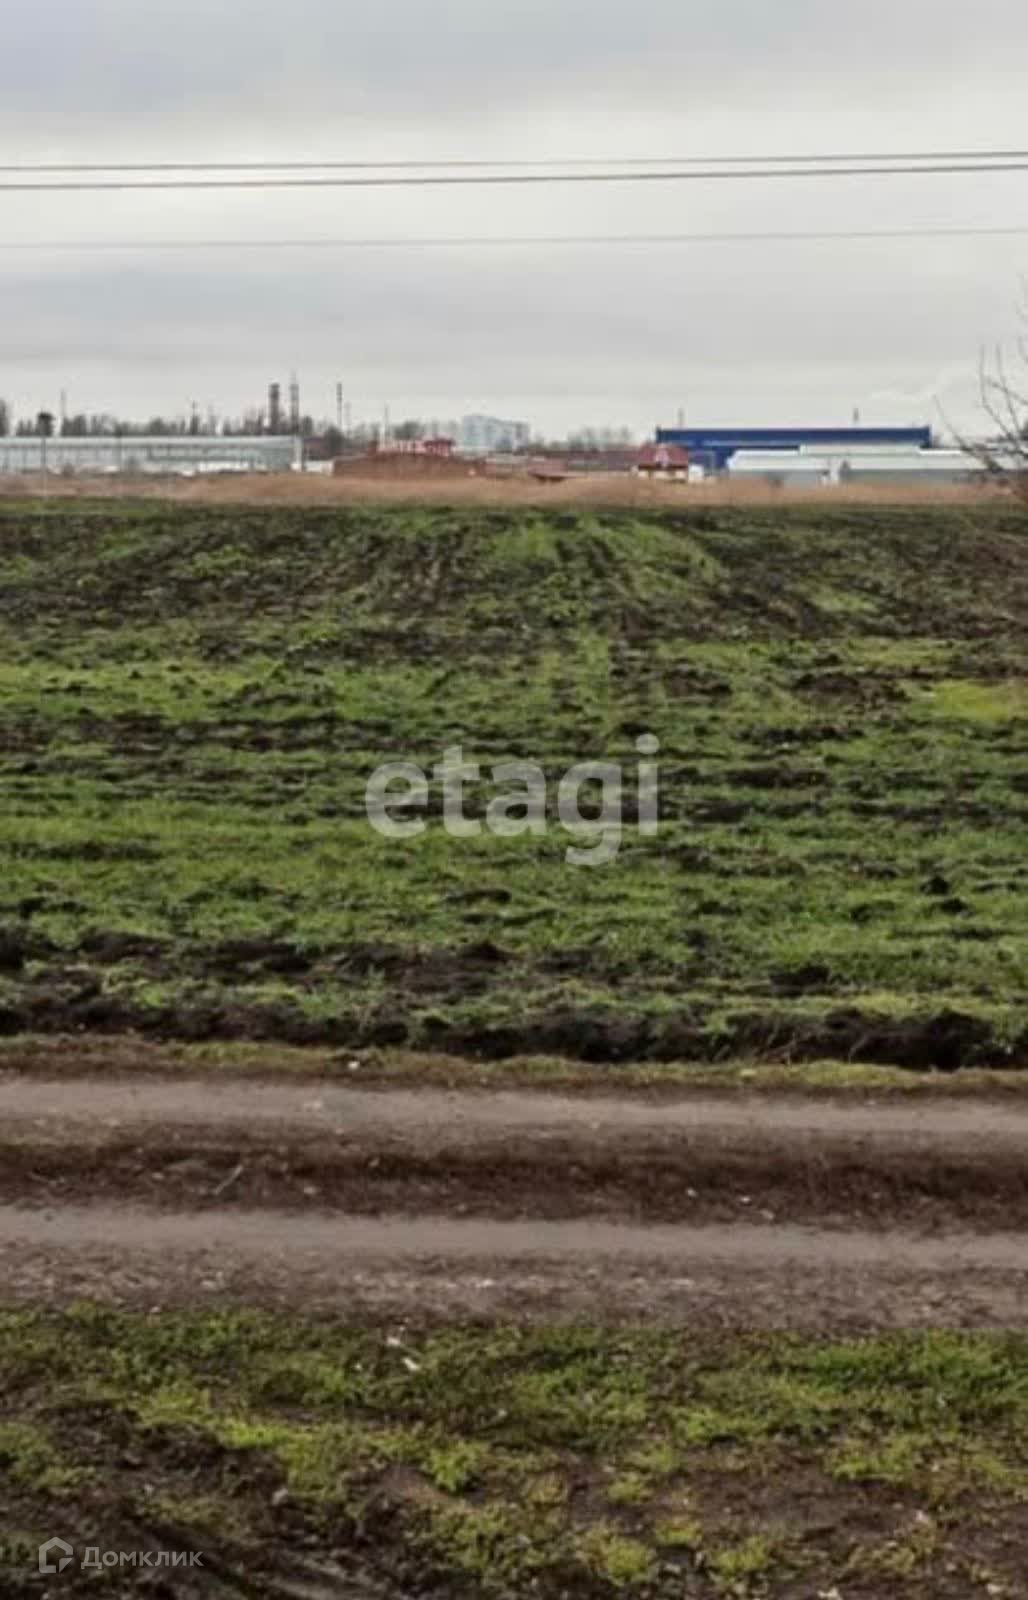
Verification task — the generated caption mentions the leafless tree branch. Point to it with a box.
[964,297,1028,499]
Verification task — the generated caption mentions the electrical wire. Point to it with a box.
[1,161,1028,193]
[0,148,1026,174]
[1,225,1025,253]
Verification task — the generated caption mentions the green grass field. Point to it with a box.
[2,1310,1028,1596]
[0,497,1025,1071]
[2,498,1028,1598]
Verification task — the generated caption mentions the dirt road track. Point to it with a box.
[3,1076,1028,1228]
[5,1076,1028,1139]
[2,1075,1026,1329]
[2,1206,1027,1329]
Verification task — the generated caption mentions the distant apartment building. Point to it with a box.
[458,414,531,454]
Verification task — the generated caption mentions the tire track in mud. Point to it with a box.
[1,1076,1026,1329]
[6,1076,1028,1136]
[2,1077,1028,1229]
[1,1207,1027,1330]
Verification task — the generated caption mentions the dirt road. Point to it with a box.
[1,1073,1026,1328]
[3,1074,1028,1226]
[6,1075,1028,1138]
[2,1203,1027,1329]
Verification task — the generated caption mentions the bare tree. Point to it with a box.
[973,288,1027,499]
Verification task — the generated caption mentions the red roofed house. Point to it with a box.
[635,442,690,481]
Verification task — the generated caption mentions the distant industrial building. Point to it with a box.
[332,436,470,481]
[458,415,531,454]
[655,425,934,475]
[381,436,456,458]
[0,435,301,476]
[727,446,985,488]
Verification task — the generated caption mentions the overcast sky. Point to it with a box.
[1,0,1026,436]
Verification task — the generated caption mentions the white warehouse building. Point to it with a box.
[727,446,987,488]
[0,435,302,476]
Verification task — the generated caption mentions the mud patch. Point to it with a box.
[0,989,1020,1073]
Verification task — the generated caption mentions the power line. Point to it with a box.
[0,148,1026,174]
[1,161,1028,193]
[2,224,1026,253]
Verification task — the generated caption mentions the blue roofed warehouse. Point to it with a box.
[655,425,934,474]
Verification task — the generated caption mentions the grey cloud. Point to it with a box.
[0,0,1025,432]
[2,0,1025,133]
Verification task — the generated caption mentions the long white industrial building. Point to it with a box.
[727,446,986,487]
[0,435,301,476]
